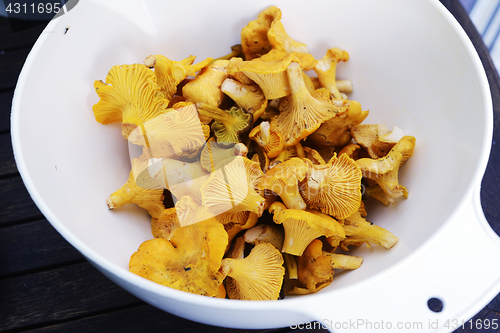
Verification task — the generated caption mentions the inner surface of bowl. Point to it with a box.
[12,0,490,320]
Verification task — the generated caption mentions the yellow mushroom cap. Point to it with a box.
[300,153,363,219]
[272,62,346,146]
[93,64,169,139]
[249,121,285,159]
[267,18,308,54]
[201,156,265,217]
[182,60,229,108]
[356,136,416,201]
[127,103,206,160]
[227,53,294,100]
[222,242,285,300]
[129,218,227,297]
[144,54,212,100]
[151,207,180,240]
[269,202,345,256]
[240,6,282,60]
[258,49,316,71]
[258,157,309,210]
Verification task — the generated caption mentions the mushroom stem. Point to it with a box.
[323,252,363,270]
[260,121,271,145]
[280,184,307,210]
[343,220,399,250]
[336,79,353,93]
[283,253,298,279]
[295,142,305,158]
[287,62,308,95]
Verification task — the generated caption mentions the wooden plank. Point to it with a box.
[467,310,500,333]
[0,219,84,278]
[22,304,302,333]
[0,176,43,225]
[0,17,46,51]
[0,89,13,133]
[487,292,500,313]
[0,262,141,331]
[0,47,32,90]
[0,132,17,176]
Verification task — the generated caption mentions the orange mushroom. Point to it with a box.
[300,154,363,219]
[129,218,227,297]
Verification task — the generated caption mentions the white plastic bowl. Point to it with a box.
[11,0,500,332]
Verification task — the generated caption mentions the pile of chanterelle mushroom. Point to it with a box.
[92,6,416,300]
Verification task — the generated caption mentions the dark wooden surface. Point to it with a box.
[1,1,500,332]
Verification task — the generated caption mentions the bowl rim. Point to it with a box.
[9,0,495,316]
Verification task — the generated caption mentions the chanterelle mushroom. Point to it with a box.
[338,203,399,250]
[272,62,347,146]
[356,136,416,203]
[300,154,363,219]
[144,54,212,100]
[129,218,227,297]
[308,100,368,148]
[182,60,230,109]
[296,239,361,293]
[151,207,180,240]
[221,242,285,300]
[313,47,350,100]
[93,64,169,139]
[127,104,206,159]
[248,121,285,158]
[227,52,294,100]
[106,165,165,219]
[258,157,309,210]
[258,49,316,71]
[350,124,405,159]
[269,202,345,256]
[267,16,308,54]
[240,6,282,60]
[201,156,265,217]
